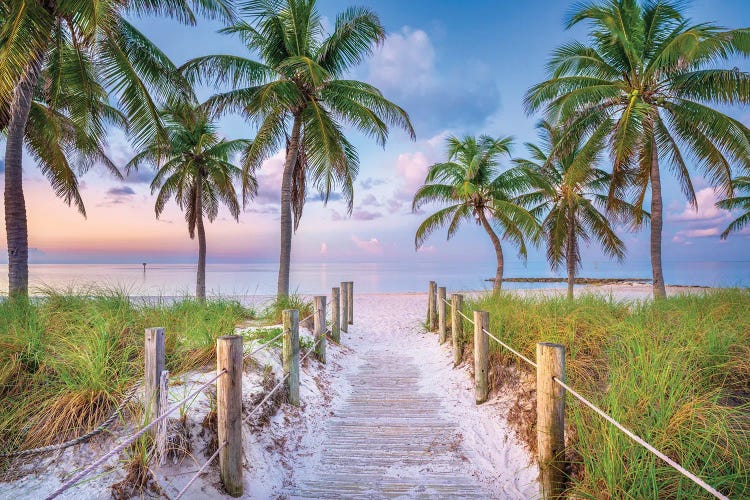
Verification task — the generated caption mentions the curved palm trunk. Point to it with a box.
[650,139,666,299]
[196,182,207,301]
[277,116,302,298]
[566,217,576,300]
[5,60,43,300]
[478,209,504,294]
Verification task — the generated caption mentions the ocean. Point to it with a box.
[1,260,748,296]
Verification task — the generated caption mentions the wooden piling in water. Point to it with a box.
[283,309,300,406]
[144,327,165,433]
[537,342,566,499]
[347,281,354,325]
[473,311,489,404]
[314,296,327,363]
[340,282,349,333]
[216,335,243,497]
[451,294,464,366]
[438,287,447,343]
[331,287,341,342]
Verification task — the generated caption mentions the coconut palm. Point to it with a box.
[181,0,415,297]
[515,121,646,299]
[1,0,234,298]
[128,100,254,300]
[525,0,750,298]
[717,177,750,239]
[412,135,540,294]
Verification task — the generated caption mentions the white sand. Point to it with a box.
[0,283,709,499]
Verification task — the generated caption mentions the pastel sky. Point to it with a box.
[1,0,749,268]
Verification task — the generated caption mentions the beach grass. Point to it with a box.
[462,289,750,498]
[0,287,252,456]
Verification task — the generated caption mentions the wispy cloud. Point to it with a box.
[351,235,383,255]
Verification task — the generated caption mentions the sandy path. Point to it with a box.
[283,293,537,499]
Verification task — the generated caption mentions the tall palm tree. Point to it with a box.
[128,100,254,300]
[1,0,234,299]
[717,176,750,239]
[181,0,415,297]
[412,135,540,294]
[525,0,750,298]
[515,121,646,299]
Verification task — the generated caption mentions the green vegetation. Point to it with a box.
[412,135,540,294]
[181,0,415,297]
[461,290,750,498]
[261,294,314,324]
[0,287,251,455]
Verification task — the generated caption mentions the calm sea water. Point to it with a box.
[0,260,748,296]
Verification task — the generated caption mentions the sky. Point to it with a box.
[1,0,749,270]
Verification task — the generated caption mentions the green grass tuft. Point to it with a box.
[462,289,750,498]
[0,287,252,456]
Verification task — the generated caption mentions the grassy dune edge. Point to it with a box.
[462,290,750,498]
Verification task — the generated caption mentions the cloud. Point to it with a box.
[351,235,383,255]
[253,151,285,205]
[360,194,383,207]
[308,192,343,203]
[367,27,501,132]
[352,209,383,221]
[124,168,154,184]
[417,245,437,254]
[668,188,732,223]
[320,242,328,255]
[360,177,387,189]
[107,186,136,197]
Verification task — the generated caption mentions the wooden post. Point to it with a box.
[340,281,349,333]
[451,294,464,366]
[217,335,243,497]
[144,327,165,431]
[331,287,341,343]
[537,342,566,499]
[427,281,436,331]
[347,281,354,325]
[314,296,327,363]
[437,287,447,343]
[156,370,169,466]
[282,309,300,406]
[473,311,489,404]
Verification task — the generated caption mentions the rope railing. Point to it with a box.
[552,377,728,500]
[428,282,729,500]
[245,330,284,358]
[46,370,227,500]
[173,441,227,500]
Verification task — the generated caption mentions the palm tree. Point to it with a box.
[717,177,750,239]
[181,0,415,297]
[412,135,540,294]
[128,100,254,300]
[1,0,234,299]
[515,121,646,299]
[525,0,750,298]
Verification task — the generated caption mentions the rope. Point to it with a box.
[455,308,475,325]
[552,377,728,500]
[243,374,289,423]
[245,331,284,358]
[482,328,537,368]
[173,441,226,500]
[46,370,227,500]
[1,384,141,459]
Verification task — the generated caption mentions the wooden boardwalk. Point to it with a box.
[292,350,489,498]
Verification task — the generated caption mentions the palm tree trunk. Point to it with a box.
[5,59,43,300]
[196,181,206,301]
[277,115,302,298]
[649,138,666,299]
[566,217,576,300]
[478,209,504,294]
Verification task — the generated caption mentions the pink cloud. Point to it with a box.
[253,151,285,205]
[351,235,383,255]
[668,187,731,223]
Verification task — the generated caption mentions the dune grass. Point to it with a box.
[462,289,750,498]
[0,287,252,456]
